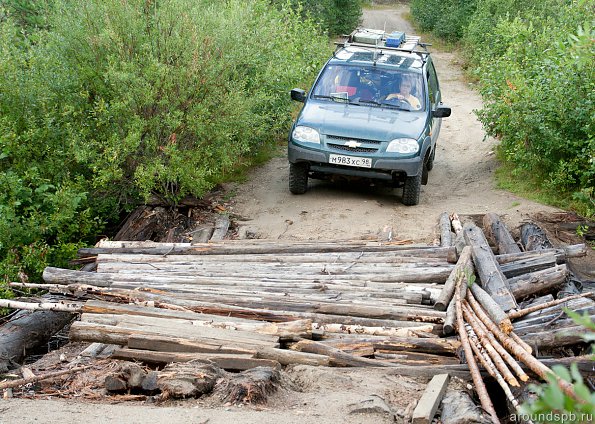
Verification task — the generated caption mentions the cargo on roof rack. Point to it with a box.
[338,27,430,59]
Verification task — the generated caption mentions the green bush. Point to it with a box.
[411,0,595,217]
[272,0,362,36]
[411,0,477,41]
[0,0,332,294]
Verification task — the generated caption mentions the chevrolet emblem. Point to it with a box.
[345,140,361,148]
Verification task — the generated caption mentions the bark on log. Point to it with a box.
[113,206,166,241]
[219,366,280,405]
[323,336,460,356]
[509,293,594,320]
[443,299,456,335]
[463,223,518,311]
[0,299,82,313]
[495,245,587,265]
[435,246,473,311]
[469,282,513,333]
[0,307,74,372]
[508,265,568,299]
[483,213,522,255]
[439,212,453,247]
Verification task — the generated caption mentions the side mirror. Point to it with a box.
[432,105,451,118]
[291,88,307,103]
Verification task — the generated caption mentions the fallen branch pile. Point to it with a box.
[2,212,593,417]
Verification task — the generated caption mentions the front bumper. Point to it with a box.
[288,142,424,179]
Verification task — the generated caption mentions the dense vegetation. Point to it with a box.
[272,0,362,36]
[412,0,594,217]
[0,0,344,296]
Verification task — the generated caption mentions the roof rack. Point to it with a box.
[335,28,431,62]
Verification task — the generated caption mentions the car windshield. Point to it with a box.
[311,64,425,111]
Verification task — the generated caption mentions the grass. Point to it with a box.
[495,162,593,219]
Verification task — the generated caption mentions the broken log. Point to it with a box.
[219,366,280,405]
[0,299,82,313]
[495,244,587,265]
[323,336,460,356]
[0,307,74,372]
[509,292,594,320]
[463,222,518,311]
[210,215,230,241]
[157,361,222,399]
[483,213,522,255]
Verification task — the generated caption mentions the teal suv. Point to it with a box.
[288,29,451,205]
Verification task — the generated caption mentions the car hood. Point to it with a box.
[296,100,427,141]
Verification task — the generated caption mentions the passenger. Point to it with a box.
[386,76,421,109]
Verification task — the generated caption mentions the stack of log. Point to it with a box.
[2,212,593,415]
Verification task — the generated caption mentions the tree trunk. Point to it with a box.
[483,213,522,255]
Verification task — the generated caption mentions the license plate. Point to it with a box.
[329,154,372,168]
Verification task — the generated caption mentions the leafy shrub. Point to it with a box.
[272,0,362,36]
[0,1,332,294]
[411,0,477,41]
[412,0,594,217]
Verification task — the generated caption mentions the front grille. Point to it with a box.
[328,143,378,153]
[326,135,382,145]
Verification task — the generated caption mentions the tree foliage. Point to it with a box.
[0,0,332,292]
[271,0,363,36]
[411,0,595,217]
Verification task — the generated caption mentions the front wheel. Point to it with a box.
[402,173,421,206]
[289,162,309,194]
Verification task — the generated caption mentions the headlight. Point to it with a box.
[292,126,320,144]
[386,138,419,154]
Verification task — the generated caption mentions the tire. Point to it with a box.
[289,162,309,194]
[402,173,421,206]
[426,145,436,171]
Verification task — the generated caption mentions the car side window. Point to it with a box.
[427,61,438,105]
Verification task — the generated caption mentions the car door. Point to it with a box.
[427,59,442,144]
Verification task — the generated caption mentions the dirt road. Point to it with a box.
[231,6,559,243]
[0,6,568,424]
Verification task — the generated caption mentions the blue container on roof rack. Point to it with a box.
[386,31,405,47]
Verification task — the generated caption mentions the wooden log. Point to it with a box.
[290,340,396,368]
[450,213,463,235]
[78,243,458,261]
[434,246,473,311]
[521,223,553,251]
[465,295,581,402]
[411,373,450,424]
[323,336,460,356]
[508,265,568,299]
[520,325,592,350]
[463,223,518,311]
[463,303,529,383]
[0,299,82,313]
[469,282,513,333]
[483,213,521,255]
[509,293,594,320]
[500,254,557,278]
[462,308,519,387]
[454,274,500,424]
[112,348,280,371]
[441,390,492,424]
[113,206,165,241]
[127,334,257,355]
[0,307,74,372]
[311,322,435,337]
[439,212,453,247]
[80,313,278,345]
[254,347,330,367]
[495,244,587,264]
[443,299,456,335]
[190,226,214,244]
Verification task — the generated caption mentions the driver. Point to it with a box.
[386,76,421,109]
